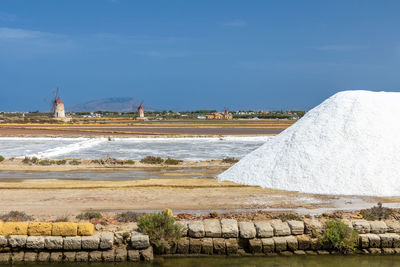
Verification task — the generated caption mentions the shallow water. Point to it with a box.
[3,255,400,267]
[0,137,269,160]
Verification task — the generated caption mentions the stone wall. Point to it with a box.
[2,218,400,263]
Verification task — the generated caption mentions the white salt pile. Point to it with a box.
[218,90,400,196]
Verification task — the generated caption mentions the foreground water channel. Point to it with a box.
[2,255,400,267]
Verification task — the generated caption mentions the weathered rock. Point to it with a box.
[254,221,273,238]
[76,251,89,262]
[175,221,188,236]
[189,238,202,254]
[88,251,102,262]
[391,233,400,247]
[177,237,189,254]
[26,236,45,250]
[304,219,324,235]
[386,220,400,233]
[102,249,115,262]
[63,251,76,262]
[12,251,24,262]
[130,231,150,249]
[127,250,140,262]
[286,235,298,251]
[37,252,50,262]
[8,235,27,248]
[287,220,304,235]
[140,246,154,261]
[370,221,388,234]
[164,242,177,254]
[23,252,37,262]
[368,248,382,254]
[188,221,205,238]
[352,220,370,234]
[249,238,263,254]
[359,234,369,248]
[273,236,287,252]
[50,252,63,262]
[213,238,226,255]
[64,236,81,250]
[379,233,393,248]
[0,252,10,263]
[221,219,238,238]
[45,236,63,250]
[261,238,275,253]
[201,238,213,254]
[0,236,7,248]
[238,222,256,239]
[77,222,94,236]
[294,250,306,255]
[115,248,127,261]
[317,250,330,255]
[28,222,52,236]
[367,233,381,248]
[1,222,28,235]
[394,248,400,254]
[305,250,318,255]
[383,248,395,255]
[100,232,114,249]
[341,219,353,229]
[82,235,100,250]
[310,238,321,250]
[280,251,293,256]
[52,222,77,236]
[297,235,311,250]
[271,220,291,236]
[225,238,238,255]
[204,219,221,237]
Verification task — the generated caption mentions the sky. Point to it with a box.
[1,0,400,112]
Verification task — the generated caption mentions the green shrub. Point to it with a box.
[21,156,39,164]
[164,158,182,165]
[22,157,30,164]
[360,203,392,221]
[140,156,164,164]
[76,212,103,220]
[124,160,135,165]
[276,213,302,222]
[115,211,144,222]
[0,155,4,162]
[56,160,67,165]
[69,160,81,165]
[222,157,239,163]
[38,159,55,166]
[319,219,358,253]
[91,159,102,164]
[138,210,185,254]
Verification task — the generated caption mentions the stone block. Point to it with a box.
[383,248,395,255]
[271,220,291,236]
[317,250,330,255]
[261,238,274,253]
[280,251,293,256]
[44,236,63,250]
[201,238,213,254]
[297,235,311,250]
[164,242,177,254]
[63,251,76,262]
[238,222,256,239]
[8,235,27,248]
[304,219,323,234]
[82,234,100,250]
[37,252,50,262]
[204,219,221,237]
[77,223,94,236]
[305,250,318,255]
[225,238,238,255]
[12,251,24,262]
[28,222,52,236]
[127,250,140,262]
[102,249,115,262]
[1,222,28,235]
[52,222,77,236]
[130,231,150,249]
[287,220,304,235]
[368,248,382,254]
[88,251,102,262]
[394,248,400,254]
[100,232,114,249]
[176,221,188,236]
[26,236,45,249]
[64,236,81,250]
[359,234,369,248]
[352,220,370,234]
[75,251,89,262]
[310,238,321,250]
[221,219,238,238]
[140,246,154,261]
[0,236,7,248]
[273,236,287,252]
[379,233,393,248]
[386,220,400,233]
[0,252,11,263]
[249,238,263,254]
[391,233,400,247]
[294,250,306,255]
[254,221,273,238]
[115,248,127,261]
[23,252,37,262]
[50,252,63,262]
[370,221,388,234]
[189,238,202,254]
[213,238,226,255]
[188,221,205,238]
[367,233,381,248]
[177,237,189,254]
[286,235,298,251]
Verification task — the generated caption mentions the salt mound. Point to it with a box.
[218,90,400,196]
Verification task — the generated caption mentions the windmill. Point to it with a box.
[132,100,147,120]
[49,87,60,114]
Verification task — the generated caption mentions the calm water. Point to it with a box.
[3,255,400,267]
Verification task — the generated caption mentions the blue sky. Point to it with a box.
[1,0,400,111]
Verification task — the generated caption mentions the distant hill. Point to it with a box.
[69,97,153,112]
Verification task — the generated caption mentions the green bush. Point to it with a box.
[69,160,81,165]
[76,212,103,220]
[124,160,135,165]
[0,155,4,162]
[21,156,39,164]
[276,213,302,222]
[319,219,358,253]
[38,159,55,166]
[222,157,239,163]
[56,160,67,165]
[164,158,182,165]
[360,203,392,221]
[140,156,164,164]
[138,210,185,254]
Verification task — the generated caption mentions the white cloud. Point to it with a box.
[222,19,247,28]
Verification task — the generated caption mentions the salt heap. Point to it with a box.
[219,90,400,196]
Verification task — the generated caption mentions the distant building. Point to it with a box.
[54,97,65,119]
[206,109,233,120]
[135,104,148,121]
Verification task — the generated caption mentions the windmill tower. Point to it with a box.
[51,88,70,121]
[135,101,148,121]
